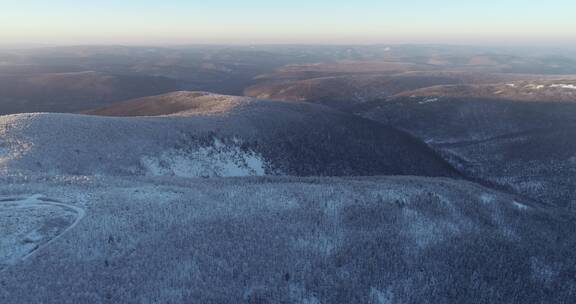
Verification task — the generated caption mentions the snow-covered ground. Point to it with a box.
[418,97,439,104]
[140,138,267,177]
[550,83,576,90]
[1,174,573,303]
[0,194,83,271]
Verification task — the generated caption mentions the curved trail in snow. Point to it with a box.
[0,194,86,273]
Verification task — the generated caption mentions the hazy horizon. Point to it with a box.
[2,0,576,46]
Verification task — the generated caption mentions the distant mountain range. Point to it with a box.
[0,71,185,114]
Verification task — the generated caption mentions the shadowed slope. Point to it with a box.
[356,83,576,207]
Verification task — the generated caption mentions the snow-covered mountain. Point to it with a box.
[0,92,457,178]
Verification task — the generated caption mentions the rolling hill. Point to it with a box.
[0,92,458,178]
[395,80,576,102]
[245,71,565,110]
[245,73,461,110]
[356,82,576,207]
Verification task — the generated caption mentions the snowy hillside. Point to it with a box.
[0,93,458,178]
[395,79,576,102]
[356,88,576,207]
[1,175,574,303]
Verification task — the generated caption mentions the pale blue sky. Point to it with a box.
[1,0,575,45]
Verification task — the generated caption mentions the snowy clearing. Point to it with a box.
[0,195,84,271]
[141,138,267,177]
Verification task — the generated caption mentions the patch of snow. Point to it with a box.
[525,84,545,90]
[369,287,394,304]
[23,230,44,243]
[141,138,267,178]
[513,180,545,193]
[479,193,496,204]
[402,209,461,249]
[506,83,516,87]
[550,83,576,90]
[418,97,439,105]
[513,201,528,210]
